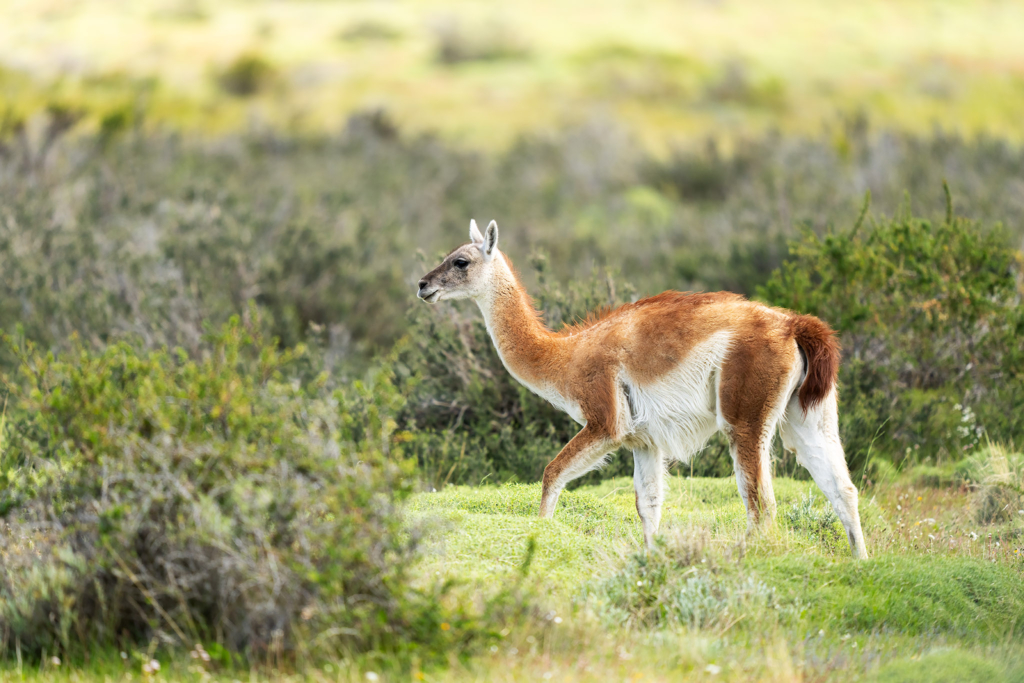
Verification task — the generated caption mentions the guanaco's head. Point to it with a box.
[417,219,500,303]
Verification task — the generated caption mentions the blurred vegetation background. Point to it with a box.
[1,0,1023,671]
[4,0,1024,146]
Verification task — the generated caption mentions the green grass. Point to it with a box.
[872,650,1012,683]
[403,473,1024,680]
[756,554,1024,638]
[410,477,768,591]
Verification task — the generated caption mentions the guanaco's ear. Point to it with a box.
[483,220,499,257]
[469,219,484,244]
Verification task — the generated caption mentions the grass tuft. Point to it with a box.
[784,492,847,554]
[969,445,1024,525]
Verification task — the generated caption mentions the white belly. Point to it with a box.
[623,330,732,462]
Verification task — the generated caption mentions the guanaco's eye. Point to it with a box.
[453,258,470,269]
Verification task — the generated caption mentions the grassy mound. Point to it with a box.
[410,472,1024,676]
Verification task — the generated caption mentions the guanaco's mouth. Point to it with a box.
[418,289,441,303]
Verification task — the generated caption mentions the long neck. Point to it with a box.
[476,253,563,387]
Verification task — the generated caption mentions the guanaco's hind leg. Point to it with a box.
[780,388,868,559]
[718,344,798,530]
[727,428,777,529]
[539,425,617,518]
[633,447,664,548]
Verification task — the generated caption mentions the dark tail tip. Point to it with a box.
[791,315,841,412]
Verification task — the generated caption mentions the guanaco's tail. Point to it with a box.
[791,314,841,412]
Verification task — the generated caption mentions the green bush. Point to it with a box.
[217,54,276,97]
[784,493,847,554]
[759,193,1024,470]
[433,19,530,65]
[586,531,778,631]
[644,140,748,201]
[0,316,482,666]
[338,20,404,43]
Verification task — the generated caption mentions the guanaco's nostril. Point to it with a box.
[418,279,428,290]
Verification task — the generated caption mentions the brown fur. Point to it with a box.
[718,312,798,521]
[480,255,832,436]
[789,314,841,412]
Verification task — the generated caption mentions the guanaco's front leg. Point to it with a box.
[539,424,617,518]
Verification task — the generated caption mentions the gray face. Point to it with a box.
[416,243,483,303]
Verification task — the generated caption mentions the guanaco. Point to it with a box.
[417,220,867,558]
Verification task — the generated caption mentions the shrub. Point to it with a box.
[704,60,787,110]
[784,493,847,554]
[217,54,275,97]
[432,19,529,65]
[587,531,777,631]
[644,140,748,201]
[0,317,478,666]
[759,192,1024,470]
[338,20,403,43]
